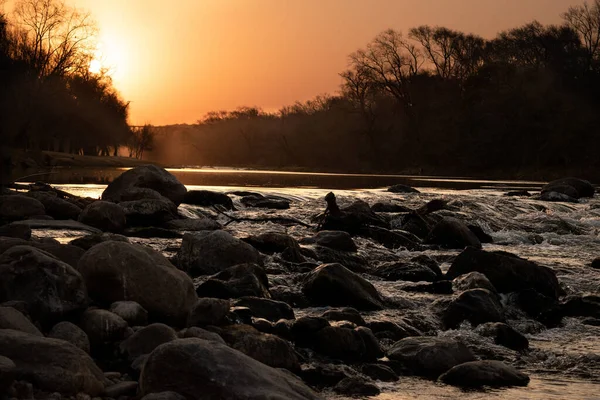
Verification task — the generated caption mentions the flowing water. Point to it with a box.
[27,168,600,399]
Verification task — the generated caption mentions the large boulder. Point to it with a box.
[48,321,91,354]
[0,246,88,326]
[0,195,45,221]
[437,289,504,329]
[0,329,104,395]
[121,323,178,361]
[119,198,178,226]
[196,264,270,299]
[177,231,261,276]
[446,248,561,299]
[78,201,127,233]
[302,263,384,310]
[31,242,85,269]
[110,301,149,326]
[426,217,482,249]
[542,177,594,199]
[182,190,234,210]
[78,241,197,324]
[102,165,187,205]
[387,337,476,377]
[139,338,322,400]
[0,306,42,336]
[439,360,530,387]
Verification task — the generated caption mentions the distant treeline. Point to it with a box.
[147,1,600,179]
[0,0,150,158]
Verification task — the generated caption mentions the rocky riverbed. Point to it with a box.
[0,167,599,399]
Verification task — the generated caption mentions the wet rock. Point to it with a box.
[69,233,130,250]
[118,187,166,202]
[300,363,356,387]
[371,202,411,213]
[0,329,104,395]
[230,306,253,324]
[252,318,273,333]
[270,286,310,308]
[110,301,149,327]
[119,198,178,226]
[321,307,365,326]
[291,316,330,346]
[31,242,85,269]
[467,224,493,243]
[102,165,187,205]
[403,280,454,295]
[186,298,230,327]
[374,261,438,282]
[320,197,388,235]
[78,241,197,324]
[80,309,128,347]
[177,231,261,276]
[180,327,226,344]
[387,337,477,377]
[165,218,221,231]
[183,190,234,209]
[196,263,270,299]
[241,195,290,209]
[302,263,384,310]
[219,324,300,371]
[582,317,600,326]
[139,338,321,399]
[123,226,182,238]
[313,326,375,362]
[48,321,91,353]
[439,360,530,387]
[367,320,422,341]
[360,363,399,382]
[542,177,594,199]
[388,184,420,194]
[452,271,497,293]
[539,190,579,203]
[0,223,31,239]
[244,232,300,254]
[0,307,42,336]
[475,322,529,351]
[121,323,178,361]
[141,392,186,400]
[437,289,504,329]
[334,376,380,397]
[562,294,600,319]
[426,217,482,249]
[505,190,531,197]
[514,289,562,326]
[313,245,368,272]
[103,381,138,398]
[310,230,357,252]
[0,355,15,393]
[446,248,562,299]
[0,195,45,221]
[0,246,88,326]
[360,226,422,250]
[591,257,600,269]
[78,201,127,233]
[397,213,434,239]
[234,297,294,322]
[25,192,81,220]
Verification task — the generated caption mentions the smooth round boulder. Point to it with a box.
[360,363,399,382]
[80,309,128,346]
[110,301,149,326]
[453,271,497,293]
[0,195,45,221]
[70,233,130,250]
[196,264,270,299]
[234,297,294,322]
[542,177,594,199]
[426,217,482,250]
[333,376,380,397]
[119,198,178,226]
[186,298,230,327]
[179,327,226,344]
[78,241,197,324]
[374,261,438,282]
[102,165,187,205]
[439,360,530,387]
[26,192,81,220]
[48,321,91,353]
[78,201,127,233]
[312,231,357,252]
[0,355,16,393]
[121,323,178,361]
[0,306,42,336]
[438,288,505,329]
[139,338,321,400]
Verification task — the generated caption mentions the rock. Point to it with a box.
[177,231,261,276]
[26,192,81,220]
[180,327,226,344]
[270,286,310,308]
[302,263,384,310]
[230,306,253,324]
[320,197,388,235]
[186,298,230,327]
[291,316,330,346]
[117,187,166,202]
[103,381,138,398]
[80,309,128,346]
[360,226,422,251]
[252,318,273,333]
[313,245,368,272]
[300,363,355,387]
[139,338,321,399]
[371,202,412,213]
[110,301,148,326]
[367,320,422,341]
[31,242,85,268]
[78,201,127,233]
[165,218,221,231]
[505,190,531,197]
[447,248,562,299]
[234,297,294,322]
[542,177,594,199]
[141,392,186,400]
[102,165,187,205]
[426,217,482,249]
[452,271,497,293]
[196,263,270,299]
[514,289,562,326]
[562,294,600,319]
[123,226,182,238]
[311,231,357,252]
[0,329,104,395]
[321,308,365,326]
[0,355,16,393]
[313,326,367,361]
[439,360,530,387]
[7,219,101,233]
[540,190,579,203]
[475,322,529,351]
[388,184,420,193]
[374,261,438,282]
[0,222,31,239]
[69,233,130,250]
[360,363,399,382]
[119,198,178,226]
[121,323,178,361]
[48,321,91,353]
[387,337,476,377]
[334,376,380,397]
[241,195,290,210]
[467,224,493,243]
[591,258,600,269]
[78,242,197,324]
[219,324,300,371]
[182,190,233,209]
[243,232,300,254]
[0,246,88,326]
[438,289,504,329]
[0,307,42,336]
[0,195,45,221]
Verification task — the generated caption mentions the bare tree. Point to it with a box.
[563,0,600,69]
[128,125,155,159]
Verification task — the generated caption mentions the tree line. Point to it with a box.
[0,0,152,158]
[147,1,600,179]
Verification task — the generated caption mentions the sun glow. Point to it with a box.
[88,34,129,83]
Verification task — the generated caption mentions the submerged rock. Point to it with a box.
[183,190,234,209]
[542,177,594,199]
[475,322,529,351]
[388,184,420,193]
[374,261,438,282]
[439,360,530,387]
[241,195,290,209]
[119,198,178,226]
[307,230,358,252]
[426,217,482,249]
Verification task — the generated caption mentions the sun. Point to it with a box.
[88,34,129,82]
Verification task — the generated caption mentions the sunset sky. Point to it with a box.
[67,0,587,125]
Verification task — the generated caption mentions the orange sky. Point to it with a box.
[67,0,587,125]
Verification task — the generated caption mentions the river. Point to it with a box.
[28,167,600,399]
